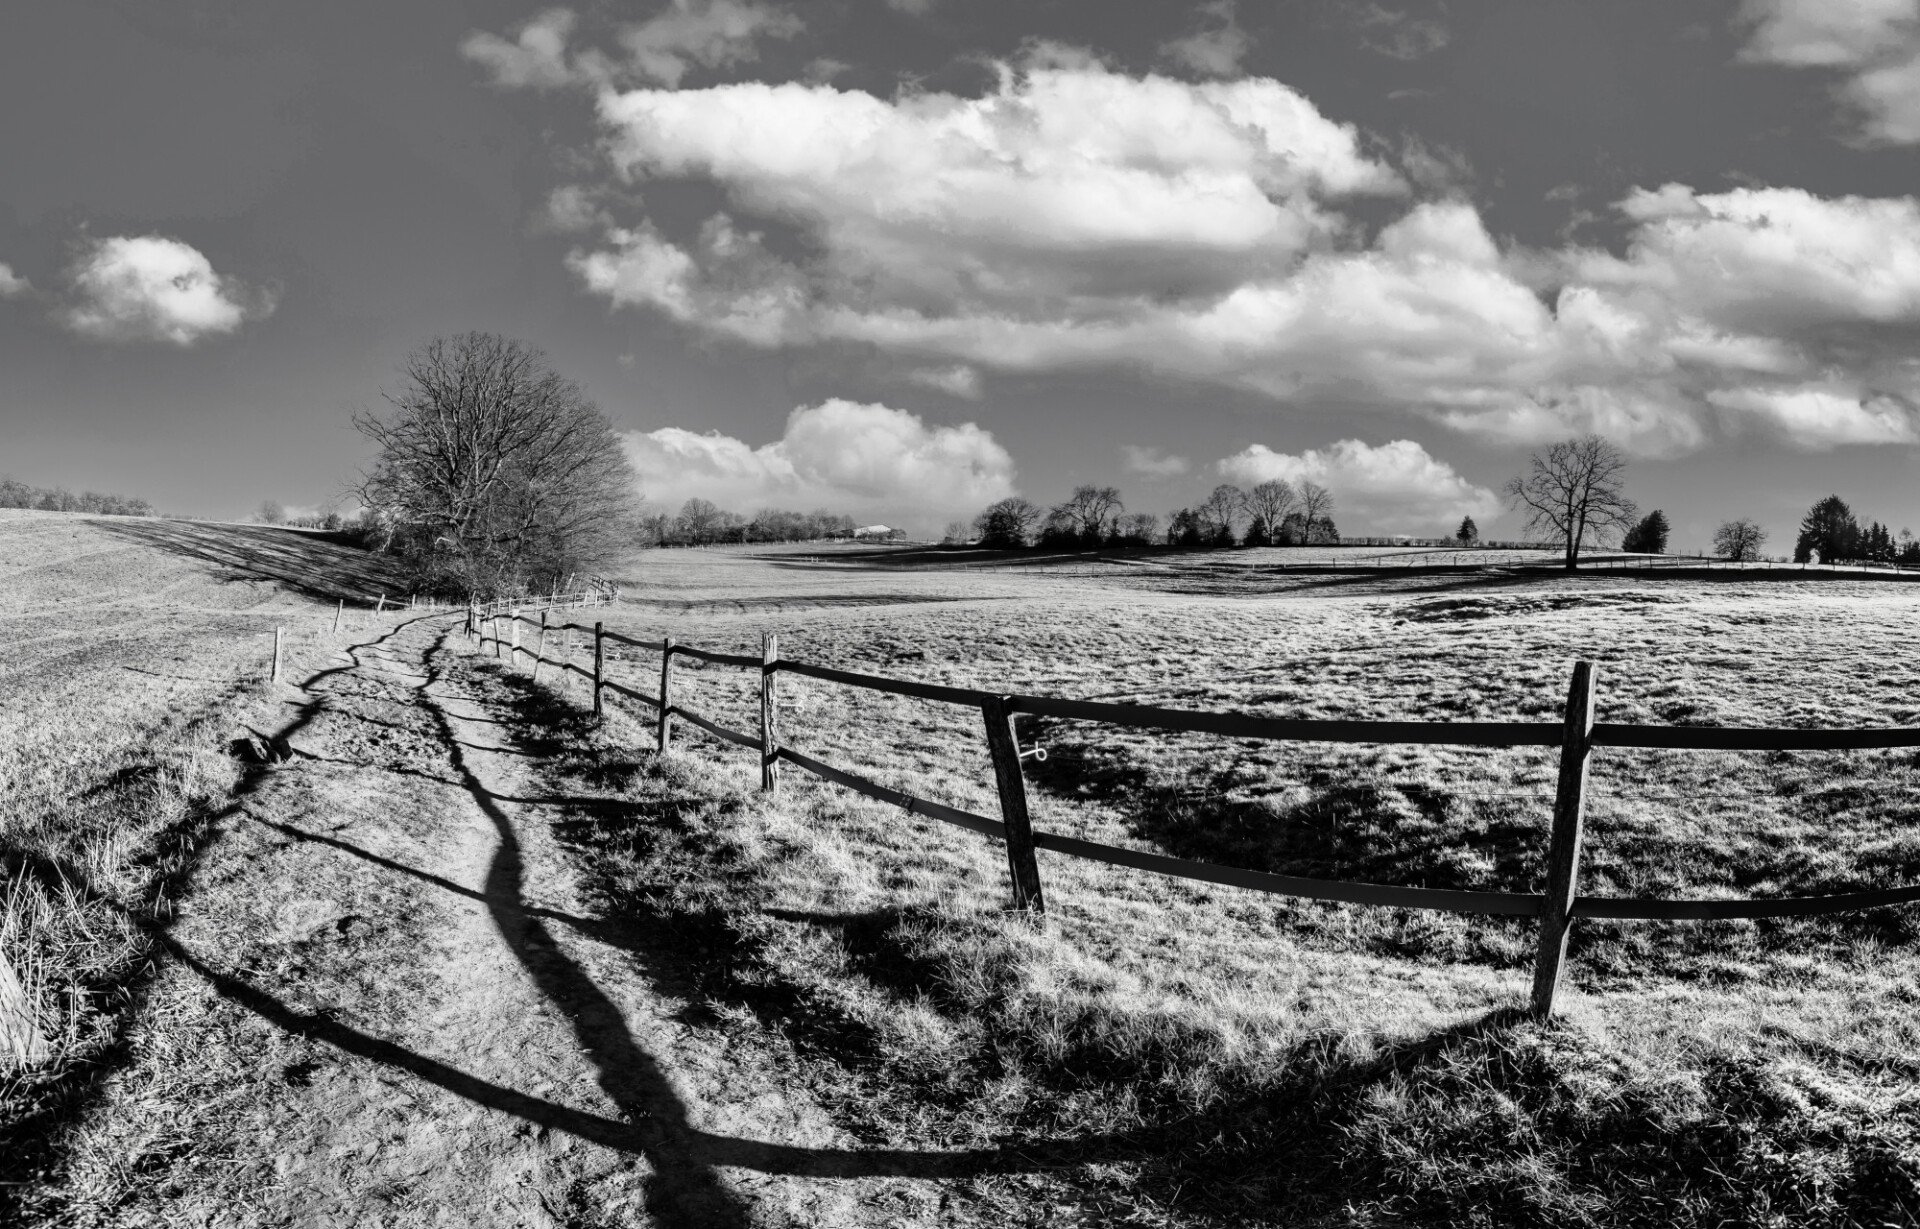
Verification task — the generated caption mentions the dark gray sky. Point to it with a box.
[3,0,1918,545]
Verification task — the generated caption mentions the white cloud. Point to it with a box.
[589,54,1404,304]
[62,236,272,345]
[1736,0,1920,144]
[905,365,982,398]
[461,8,581,89]
[619,0,802,87]
[621,399,1015,529]
[463,2,801,91]
[1707,385,1920,447]
[1159,2,1252,78]
[0,263,29,298]
[478,36,1920,458]
[534,184,613,235]
[1217,439,1500,532]
[886,0,936,13]
[1121,445,1191,478]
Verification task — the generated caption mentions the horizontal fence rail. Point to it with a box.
[465,614,1920,1019]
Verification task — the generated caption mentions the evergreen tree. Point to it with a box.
[1622,509,1670,554]
[1456,515,1479,546]
[1794,495,1862,563]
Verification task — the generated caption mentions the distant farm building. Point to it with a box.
[853,524,900,540]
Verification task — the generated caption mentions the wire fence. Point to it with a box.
[469,607,1920,1017]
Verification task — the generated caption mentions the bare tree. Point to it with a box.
[257,499,287,525]
[1296,481,1335,526]
[354,332,640,597]
[1244,479,1297,539]
[1713,517,1767,562]
[1504,435,1636,570]
[1196,483,1247,544]
[678,497,723,544]
[1053,484,1124,541]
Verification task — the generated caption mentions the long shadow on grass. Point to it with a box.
[0,614,451,1214]
[95,519,409,605]
[1019,728,1543,968]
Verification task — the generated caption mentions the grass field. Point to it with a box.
[10,526,1920,1224]
[524,542,1920,1224]
[0,511,403,1183]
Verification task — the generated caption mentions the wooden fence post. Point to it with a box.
[375,593,385,616]
[0,952,47,1067]
[657,637,675,752]
[333,600,343,634]
[271,626,283,683]
[592,622,605,720]
[760,632,779,792]
[533,611,548,682]
[510,610,521,669]
[981,696,1045,918]
[1532,660,1597,1018]
[492,616,503,659]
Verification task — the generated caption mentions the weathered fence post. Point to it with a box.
[509,610,521,669]
[271,626,283,683]
[333,600,343,634]
[0,952,47,1067]
[375,593,386,616]
[657,636,675,752]
[1532,660,1597,1018]
[533,611,548,682]
[492,616,503,659]
[981,696,1045,918]
[592,621,605,720]
[760,631,779,792]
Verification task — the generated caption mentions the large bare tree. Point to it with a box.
[1052,484,1124,541]
[1244,479,1297,538]
[354,332,640,597]
[1505,434,1636,570]
[1196,483,1247,544]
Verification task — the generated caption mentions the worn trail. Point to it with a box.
[44,615,976,1227]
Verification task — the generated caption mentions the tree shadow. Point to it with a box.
[0,615,443,1209]
[95,519,410,605]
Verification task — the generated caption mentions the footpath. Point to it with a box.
[33,616,977,1228]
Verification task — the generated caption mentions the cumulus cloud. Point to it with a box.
[468,36,1920,457]
[1121,445,1191,478]
[463,2,800,91]
[0,263,29,298]
[1159,2,1252,78]
[621,399,1015,529]
[62,236,273,345]
[1737,0,1920,144]
[1216,439,1500,532]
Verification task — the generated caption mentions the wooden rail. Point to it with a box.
[469,610,1920,1017]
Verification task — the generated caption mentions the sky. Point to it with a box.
[3,0,1920,546]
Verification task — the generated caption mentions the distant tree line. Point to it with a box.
[962,480,1342,551]
[0,478,155,517]
[642,498,860,547]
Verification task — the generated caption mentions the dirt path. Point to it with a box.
[41,616,985,1227]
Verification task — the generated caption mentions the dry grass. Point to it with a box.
[0,512,393,1197]
[505,545,1920,1225]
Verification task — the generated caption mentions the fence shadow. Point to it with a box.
[94,519,407,604]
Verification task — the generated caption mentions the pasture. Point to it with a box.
[552,541,1920,1224]
[6,523,1920,1226]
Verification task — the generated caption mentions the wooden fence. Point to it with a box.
[469,609,1920,1017]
